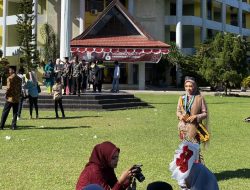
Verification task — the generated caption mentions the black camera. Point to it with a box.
[131,164,145,182]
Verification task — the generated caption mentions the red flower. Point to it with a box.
[176,145,193,173]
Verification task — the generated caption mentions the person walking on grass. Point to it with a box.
[26,72,39,119]
[0,66,22,130]
[53,77,65,119]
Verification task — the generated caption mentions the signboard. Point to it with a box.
[70,47,169,63]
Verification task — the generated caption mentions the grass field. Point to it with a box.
[0,94,250,190]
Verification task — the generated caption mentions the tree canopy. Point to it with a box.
[188,33,248,93]
[16,0,39,71]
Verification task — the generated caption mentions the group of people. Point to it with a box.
[75,77,219,190]
[0,65,66,130]
[43,56,121,95]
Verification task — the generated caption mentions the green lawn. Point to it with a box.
[0,94,250,190]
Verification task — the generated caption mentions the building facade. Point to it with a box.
[1,0,250,88]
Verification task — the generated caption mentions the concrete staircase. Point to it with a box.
[0,91,151,111]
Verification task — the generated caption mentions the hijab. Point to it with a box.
[85,141,120,188]
[87,141,120,169]
[184,76,200,95]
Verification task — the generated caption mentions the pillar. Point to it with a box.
[201,0,207,42]
[32,0,38,42]
[222,1,226,31]
[79,0,85,34]
[2,0,8,57]
[238,0,242,35]
[176,0,183,88]
[127,64,133,85]
[60,0,72,59]
[128,0,134,15]
[138,63,145,90]
[176,0,183,50]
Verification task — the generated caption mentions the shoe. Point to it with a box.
[56,116,59,119]
[62,115,65,119]
[63,93,66,95]
[36,115,39,119]
[0,127,3,130]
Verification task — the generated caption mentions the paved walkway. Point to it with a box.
[1,86,250,96]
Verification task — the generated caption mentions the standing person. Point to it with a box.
[111,61,120,93]
[176,76,208,142]
[52,77,65,119]
[54,58,64,81]
[44,59,55,95]
[0,66,22,130]
[176,76,209,163]
[17,67,26,120]
[72,55,82,96]
[91,61,99,92]
[76,141,134,190]
[62,57,72,95]
[88,61,95,90]
[97,60,105,93]
[26,72,39,119]
[81,61,88,93]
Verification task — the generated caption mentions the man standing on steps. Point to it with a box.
[0,66,22,130]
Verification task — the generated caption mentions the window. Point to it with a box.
[86,0,104,12]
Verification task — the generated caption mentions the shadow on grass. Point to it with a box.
[215,169,250,181]
[148,102,176,105]
[9,125,91,130]
[38,115,102,120]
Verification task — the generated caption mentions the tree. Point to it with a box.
[165,42,186,87]
[192,33,248,94]
[0,49,9,87]
[40,23,59,63]
[16,0,39,71]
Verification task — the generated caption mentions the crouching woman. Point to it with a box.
[76,141,133,190]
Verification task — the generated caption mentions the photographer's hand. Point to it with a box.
[118,169,132,185]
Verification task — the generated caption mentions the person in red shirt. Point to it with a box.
[76,141,133,190]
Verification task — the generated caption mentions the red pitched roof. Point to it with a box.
[71,36,170,48]
[70,0,170,49]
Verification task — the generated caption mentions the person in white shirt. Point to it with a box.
[111,61,120,93]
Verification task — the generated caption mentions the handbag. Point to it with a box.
[37,83,41,93]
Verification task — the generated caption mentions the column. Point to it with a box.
[128,0,134,15]
[138,63,145,90]
[222,1,226,31]
[201,0,207,42]
[79,0,85,34]
[176,0,183,88]
[127,64,133,85]
[32,0,38,42]
[32,0,38,63]
[238,0,242,35]
[2,0,8,57]
[60,0,72,59]
[176,0,183,50]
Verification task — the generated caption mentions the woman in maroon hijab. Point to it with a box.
[76,141,132,190]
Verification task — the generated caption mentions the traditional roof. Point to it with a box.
[71,0,170,49]
[70,0,170,63]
